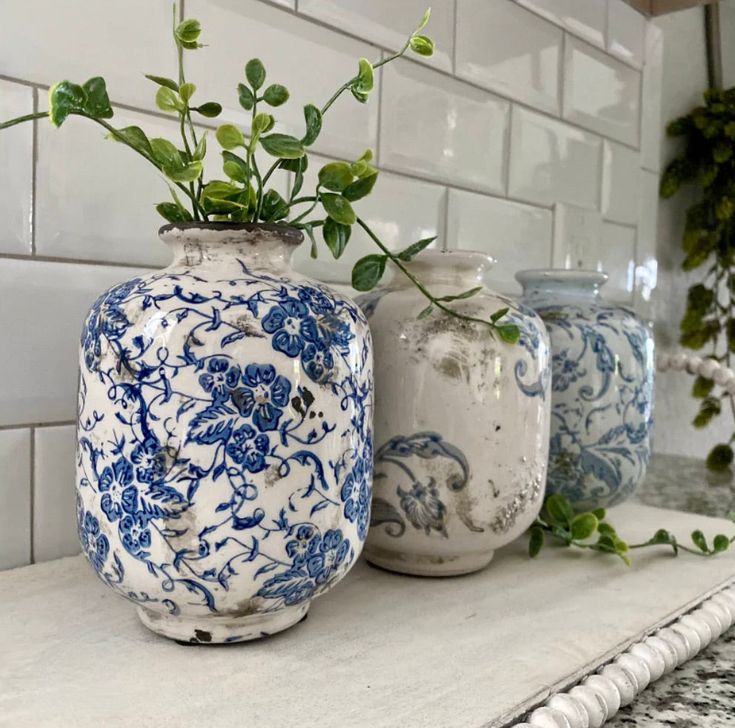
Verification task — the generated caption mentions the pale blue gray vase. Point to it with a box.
[517,270,654,510]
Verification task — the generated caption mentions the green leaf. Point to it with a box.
[706,443,734,472]
[323,218,352,259]
[353,58,374,95]
[342,172,378,202]
[145,75,179,91]
[179,82,196,104]
[200,180,249,214]
[693,396,721,428]
[436,287,483,303]
[246,58,266,90]
[263,84,289,107]
[175,18,202,49]
[193,132,207,161]
[650,528,672,545]
[302,104,322,146]
[691,529,709,553]
[417,303,434,320]
[166,160,203,183]
[149,138,182,169]
[395,236,436,261]
[592,508,606,521]
[713,534,731,553]
[238,83,255,111]
[156,86,183,113]
[222,150,249,182]
[261,189,289,221]
[496,324,520,344]
[282,156,307,197]
[108,125,153,157]
[416,7,431,31]
[351,88,369,104]
[529,526,544,558]
[409,34,435,56]
[544,494,573,527]
[82,77,113,118]
[692,375,715,399]
[216,124,245,150]
[251,112,274,138]
[352,254,387,291]
[321,193,356,225]
[318,162,354,192]
[194,102,222,118]
[598,522,617,537]
[260,133,305,159]
[490,307,509,323]
[571,513,599,540]
[48,81,85,126]
[156,201,193,223]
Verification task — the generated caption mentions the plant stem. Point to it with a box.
[0,111,49,129]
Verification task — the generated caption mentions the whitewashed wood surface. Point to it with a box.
[1,503,734,728]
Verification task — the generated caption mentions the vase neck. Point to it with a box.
[159,223,303,272]
[516,269,607,305]
[395,250,495,288]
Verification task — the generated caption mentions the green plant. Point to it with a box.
[660,87,735,470]
[529,494,735,565]
[0,6,519,344]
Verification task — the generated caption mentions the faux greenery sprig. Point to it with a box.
[660,87,735,471]
[529,494,735,565]
[0,6,519,344]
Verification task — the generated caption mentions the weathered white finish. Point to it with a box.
[1,503,734,727]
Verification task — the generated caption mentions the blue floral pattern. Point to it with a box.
[76,259,372,626]
[533,303,654,509]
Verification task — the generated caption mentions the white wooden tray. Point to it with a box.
[1,502,734,728]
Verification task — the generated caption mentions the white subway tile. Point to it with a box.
[186,0,379,161]
[508,107,602,209]
[34,425,80,563]
[516,0,606,49]
[299,0,455,72]
[0,81,33,255]
[36,109,176,267]
[381,60,509,193]
[607,0,646,69]
[0,259,146,426]
[640,23,664,172]
[636,169,659,305]
[0,428,31,570]
[0,0,173,112]
[456,0,562,115]
[600,222,636,303]
[563,36,641,147]
[292,155,445,283]
[446,189,552,293]
[601,140,640,225]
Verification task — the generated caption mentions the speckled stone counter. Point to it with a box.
[609,454,735,727]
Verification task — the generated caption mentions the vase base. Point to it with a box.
[136,602,310,644]
[363,547,494,577]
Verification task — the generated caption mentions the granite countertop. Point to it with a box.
[609,453,735,727]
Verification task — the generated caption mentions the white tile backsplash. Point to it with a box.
[0,259,147,426]
[516,0,607,49]
[455,0,562,115]
[0,0,173,112]
[33,425,80,562]
[186,0,379,161]
[0,80,33,255]
[508,107,602,209]
[0,0,665,568]
[299,0,455,72]
[607,0,646,69]
[446,188,552,293]
[601,140,640,225]
[0,428,31,570]
[563,35,642,147]
[380,60,509,193]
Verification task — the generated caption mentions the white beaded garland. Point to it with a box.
[528,706,572,728]
[614,652,651,692]
[547,693,591,728]
[568,685,608,728]
[582,675,621,718]
[599,663,637,706]
[655,626,690,666]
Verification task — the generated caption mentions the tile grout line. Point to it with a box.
[451,0,459,76]
[30,87,39,256]
[29,426,35,564]
[441,186,451,251]
[374,49,386,168]
[0,252,153,270]
[0,421,75,432]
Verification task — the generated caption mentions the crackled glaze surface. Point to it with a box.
[75,224,373,642]
[519,270,655,510]
[360,251,551,576]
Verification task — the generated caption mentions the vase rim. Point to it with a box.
[158,222,304,247]
[403,248,496,267]
[515,268,608,287]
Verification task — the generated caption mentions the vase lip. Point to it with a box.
[515,268,608,288]
[158,222,304,247]
[404,248,496,269]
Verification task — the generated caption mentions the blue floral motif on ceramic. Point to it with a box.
[76,225,373,641]
[518,270,655,510]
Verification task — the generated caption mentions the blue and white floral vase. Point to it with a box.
[76,223,373,643]
[359,251,551,576]
[517,269,654,510]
